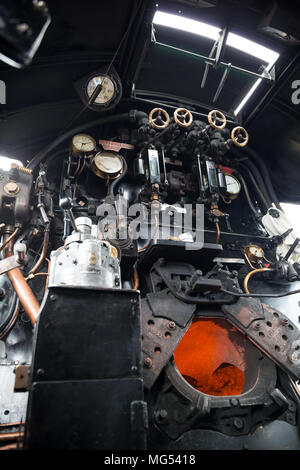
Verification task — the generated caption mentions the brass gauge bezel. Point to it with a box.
[245,245,265,263]
[72,134,96,155]
[224,174,241,200]
[91,150,123,179]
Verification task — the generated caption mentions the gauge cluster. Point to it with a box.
[1,102,300,451]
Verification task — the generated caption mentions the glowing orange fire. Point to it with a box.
[174,318,246,396]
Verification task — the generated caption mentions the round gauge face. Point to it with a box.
[86,75,116,105]
[225,174,241,195]
[72,134,96,153]
[92,151,123,178]
[248,245,264,258]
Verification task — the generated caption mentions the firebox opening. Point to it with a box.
[174,318,255,396]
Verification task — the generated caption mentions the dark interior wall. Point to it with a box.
[0,0,298,202]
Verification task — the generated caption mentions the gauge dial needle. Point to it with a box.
[88,83,103,105]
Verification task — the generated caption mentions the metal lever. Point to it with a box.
[284,237,300,262]
[59,197,78,232]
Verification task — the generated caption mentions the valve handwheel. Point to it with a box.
[149,108,170,130]
[208,110,227,130]
[231,126,249,147]
[174,108,193,128]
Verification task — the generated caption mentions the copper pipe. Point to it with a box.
[7,268,39,325]
[133,267,139,290]
[243,249,256,270]
[0,443,18,450]
[29,226,50,275]
[243,267,275,294]
[0,422,23,428]
[215,222,220,244]
[0,227,19,253]
[138,214,158,253]
[0,431,24,442]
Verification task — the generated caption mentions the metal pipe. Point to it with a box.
[0,228,19,253]
[28,226,50,275]
[243,267,275,294]
[238,163,269,212]
[232,170,259,217]
[0,443,18,450]
[133,267,139,290]
[28,113,131,170]
[155,42,273,82]
[0,431,24,442]
[7,269,40,325]
[215,222,220,244]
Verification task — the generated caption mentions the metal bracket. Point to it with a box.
[14,364,30,391]
[141,295,194,390]
[0,255,23,276]
[222,298,300,381]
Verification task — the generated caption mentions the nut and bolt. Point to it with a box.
[233,417,244,430]
[289,351,300,364]
[144,357,153,368]
[254,322,261,330]
[168,321,176,330]
[155,409,168,423]
[230,398,239,407]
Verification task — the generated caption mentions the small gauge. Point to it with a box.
[224,174,241,199]
[91,151,123,179]
[245,245,265,262]
[86,75,117,106]
[72,134,96,154]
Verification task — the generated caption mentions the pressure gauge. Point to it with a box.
[86,75,117,105]
[91,151,123,179]
[72,134,96,155]
[224,174,241,199]
[245,245,265,262]
[74,67,122,112]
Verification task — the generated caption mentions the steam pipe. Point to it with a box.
[28,225,50,275]
[28,112,132,170]
[242,159,272,208]
[238,163,269,213]
[231,170,259,217]
[243,147,281,209]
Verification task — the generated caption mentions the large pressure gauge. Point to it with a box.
[91,151,123,179]
[224,174,241,199]
[74,66,122,112]
[72,134,96,155]
[86,75,116,105]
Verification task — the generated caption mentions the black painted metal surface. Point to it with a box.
[25,287,146,449]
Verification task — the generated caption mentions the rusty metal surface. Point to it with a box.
[14,365,30,391]
[141,297,193,390]
[222,298,300,380]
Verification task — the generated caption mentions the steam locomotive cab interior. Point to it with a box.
[0,0,299,451]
